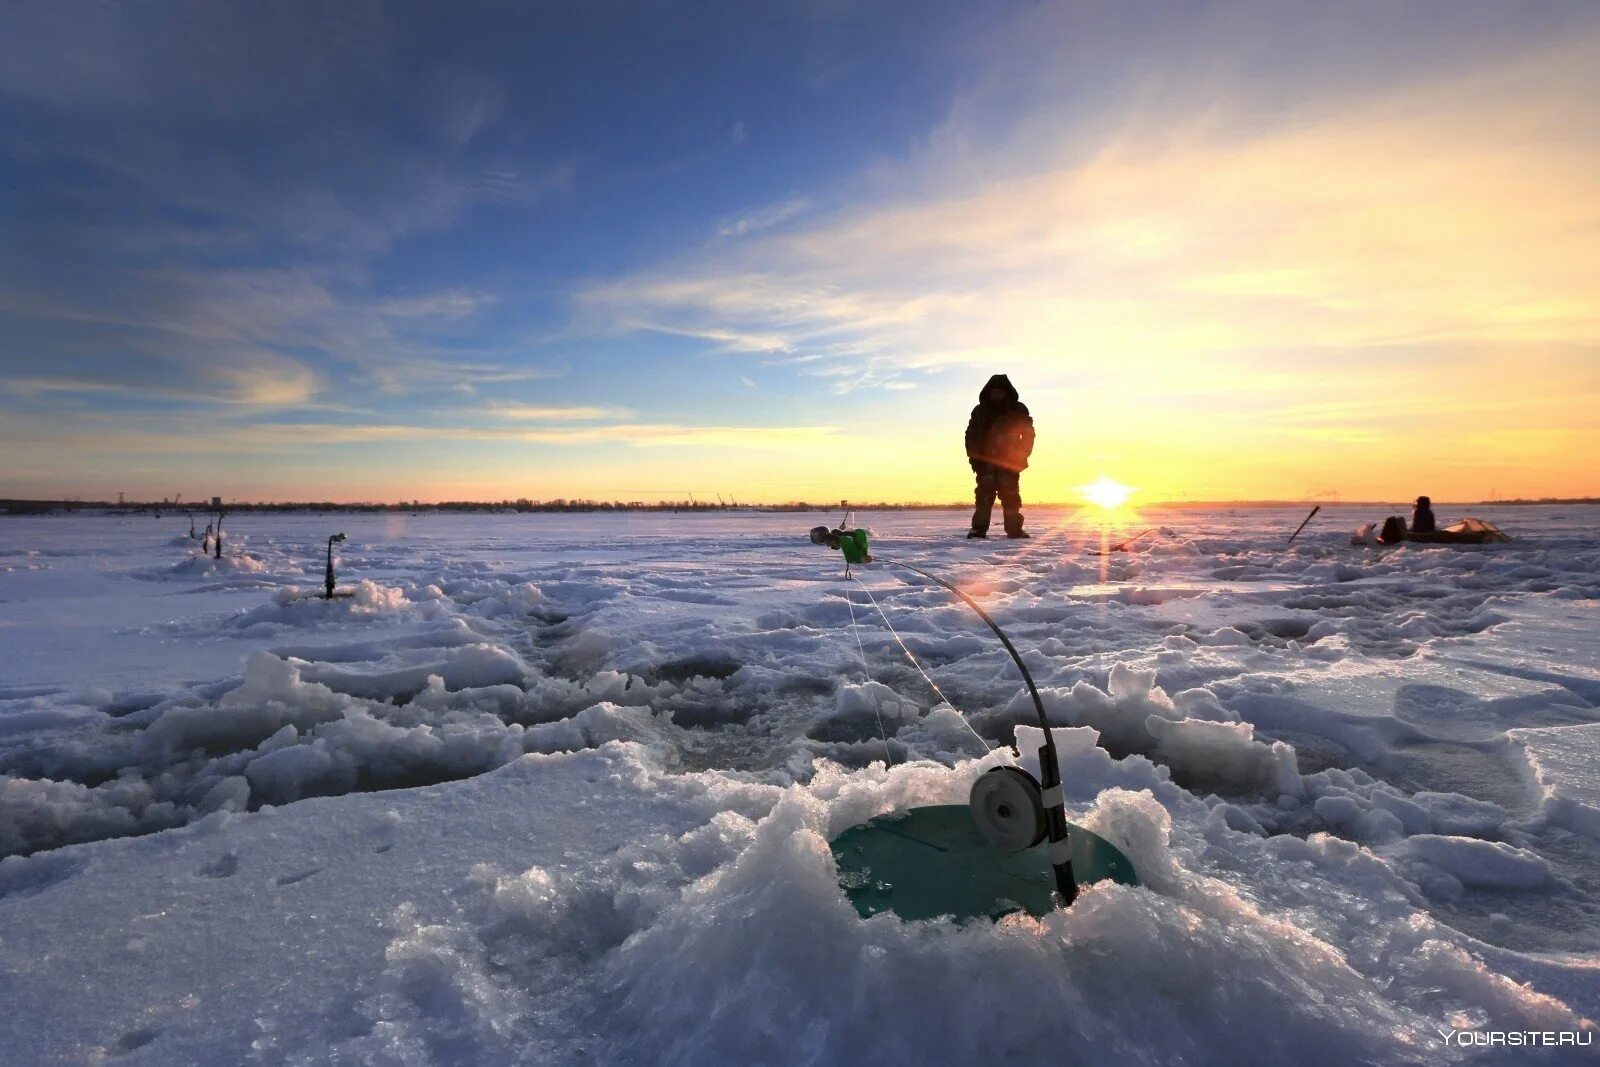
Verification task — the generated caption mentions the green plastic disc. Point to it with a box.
[831,804,1139,922]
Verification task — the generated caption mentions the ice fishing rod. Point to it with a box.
[1288,505,1320,545]
[1089,526,1159,555]
[811,518,1079,904]
[324,533,347,599]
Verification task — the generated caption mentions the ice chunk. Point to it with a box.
[1400,835,1550,890]
[1514,724,1600,839]
[1410,792,1503,837]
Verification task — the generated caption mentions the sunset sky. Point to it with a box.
[2,2,1596,504]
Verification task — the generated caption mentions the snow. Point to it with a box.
[1513,724,1600,839]
[0,506,1598,1062]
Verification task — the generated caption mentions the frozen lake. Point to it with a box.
[1,505,1597,1062]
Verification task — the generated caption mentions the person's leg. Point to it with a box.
[999,471,1026,537]
[970,467,997,535]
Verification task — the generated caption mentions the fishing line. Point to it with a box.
[842,580,896,768]
[874,560,1051,729]
[847,575,991,760]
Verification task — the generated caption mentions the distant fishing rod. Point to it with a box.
[1288,505,1320,545]
[1089,526,1167,555]
[811,519,1079,903]
[324,533,347,599]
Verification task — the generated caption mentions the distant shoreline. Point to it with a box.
[4,497,1597,516]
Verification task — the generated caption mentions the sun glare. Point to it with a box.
[1080,476,1134,510]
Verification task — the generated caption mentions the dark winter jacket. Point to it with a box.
[965,374,1035,472]
[1412,498,1436,534]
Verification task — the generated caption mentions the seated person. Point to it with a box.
[1412,495,1437,534]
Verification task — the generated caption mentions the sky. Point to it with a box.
[1,0,1597,505]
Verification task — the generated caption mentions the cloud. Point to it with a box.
[421,68,506,146]
[362,357,565,397]
[0,4,556,259]
[525,423,834,448]
[0,413,838,456]
[482,402,632,421]
[799,357,913,395]
[1,348,323,408]
[714,197,809,239]
[0,8,577,424]
[629,320,793,355]
[0,259,558,407]
[377,290,500,320]
[576,29,1600,416]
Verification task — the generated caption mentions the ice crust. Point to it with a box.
[0,507,1597,1062]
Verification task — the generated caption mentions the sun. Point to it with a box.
[1080,476,1135,510]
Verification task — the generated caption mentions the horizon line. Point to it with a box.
[6,495,1598,513]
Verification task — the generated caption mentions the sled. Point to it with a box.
[1406,518,1511,544]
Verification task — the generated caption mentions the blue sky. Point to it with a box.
[3,1,1597,503]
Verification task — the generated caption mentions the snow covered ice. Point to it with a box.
[1,506,1598,1063]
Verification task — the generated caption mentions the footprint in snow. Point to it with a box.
[113,1027,160,1054]
[195,853,239,879]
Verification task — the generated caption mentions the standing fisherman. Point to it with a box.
[965,374,1034,539]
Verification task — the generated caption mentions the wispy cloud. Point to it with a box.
[0,413,838,456]
[1,261,558,406]
[482,402,632,421]
[0,5,577,428]
[378,290,501,320]
[1,349,323,408]
[714,197,809,239]
[528,423,834,448]
[581,32,1600,402]
[421,68,506,147]
[629,320,793,355]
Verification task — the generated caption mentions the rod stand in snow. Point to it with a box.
[213,511,226,559]
[202,523,213,553]
[188,513,196,539]
[324,533,347,599]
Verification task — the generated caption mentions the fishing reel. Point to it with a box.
[969,766,1048,851]
[971,762,1078,903]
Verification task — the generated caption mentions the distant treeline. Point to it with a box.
[5,496,1598,515]
[3,498,964,514]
